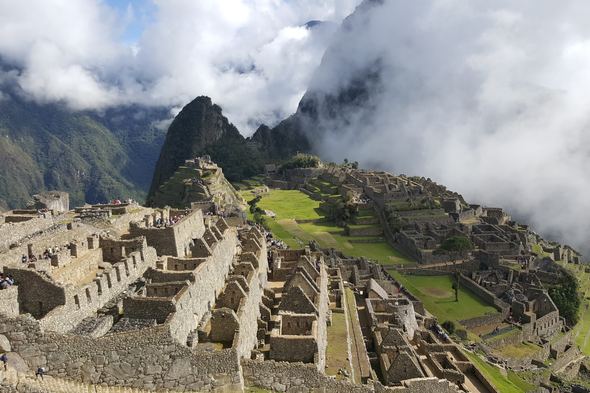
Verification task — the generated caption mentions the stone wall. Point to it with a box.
[0,216,64,254]
[458,274,509,312]
[551,345,582,372]
[129,209,205,257]
[100,237,146,263]
[0,315,243,392]
[483,328,524,350]
[3,269,66,319]
[460,312,508,331]
[51,248,103,286]
[232,245,268,358]
[242,359,462,393]
[347,225,384,237]
[166,225,239,345]
[123,297,176,323]
[5,245,158,334]
[551,331,573,357]
[0,286,19,317]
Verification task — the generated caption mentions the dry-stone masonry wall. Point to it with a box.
[0,315,243,392]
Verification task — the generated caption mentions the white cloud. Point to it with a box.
[0,0,360,130]
[306,0,590,253]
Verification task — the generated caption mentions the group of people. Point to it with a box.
[154,212,187,228]
[0,273,14,289]
[110,198,135,205]
[0,353,44,378]
[21,244,71,264]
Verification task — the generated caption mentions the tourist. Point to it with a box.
[35,367,45,380]
[0,353,7,371]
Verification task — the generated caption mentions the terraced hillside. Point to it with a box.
[149,157,244,212]
[240,186,412,266]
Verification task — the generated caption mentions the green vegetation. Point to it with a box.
[531,243,552,258]
[557,262,590,355]
[325,312,351,379]
[279,153,321,172]
[390,272,497,325]
[240,188,413,266]
[485,327,520,343]
[464,351,533,393]
[495,342,543,359]
[548,269,580,326]
[441,320,455,334]
[0,96,169,208]
[438,236,474,256]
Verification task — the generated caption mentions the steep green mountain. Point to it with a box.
[0,92,169,209]
[146,96,308,205]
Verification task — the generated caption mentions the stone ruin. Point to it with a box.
[0,192,492,393]
[27,191,70,214]
[148,156,246,220]
[0,158,586,392]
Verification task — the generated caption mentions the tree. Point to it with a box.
[441,320,455,335]
[436,236,473,302]
[439,236,474,256]
[548,271,580,326]
[279,153,321,172]
[437,236,474,263]
[451,272,460,302]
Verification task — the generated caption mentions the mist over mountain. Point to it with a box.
[0,0,358,133]
[284,0,590,254]
[0,86,170,209]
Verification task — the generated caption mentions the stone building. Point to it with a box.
[267,249,330,370]
[29,191,70,213]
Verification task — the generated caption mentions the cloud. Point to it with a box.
[0,0,360,130]
[306,0,590,254]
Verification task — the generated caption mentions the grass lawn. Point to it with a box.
[325,312,351,379]
[243,189,324,221]
[390,272,498,323]
[241,188,414,266]
[464,351,532,393]
[495,342,543,359]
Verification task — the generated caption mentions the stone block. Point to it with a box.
[0,334,11,352]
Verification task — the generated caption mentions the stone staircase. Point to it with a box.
[0,367,185,393]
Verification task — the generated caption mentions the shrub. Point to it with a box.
[280,153,321,172]
[441,320,456,335]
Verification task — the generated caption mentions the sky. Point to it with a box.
[0,0,589,253]
[0,0,361,131]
